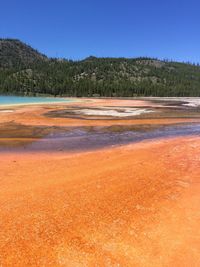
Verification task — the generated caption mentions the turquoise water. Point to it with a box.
[0,96,72,105]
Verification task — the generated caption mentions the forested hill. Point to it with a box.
[1,38,200,97]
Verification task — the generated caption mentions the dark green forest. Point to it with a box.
[1,38,200,97]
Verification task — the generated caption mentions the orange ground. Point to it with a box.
[0,99,200,266]
[1,98,200,127]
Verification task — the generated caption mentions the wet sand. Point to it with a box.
[0,98,200,266]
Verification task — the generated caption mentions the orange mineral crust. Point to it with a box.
[1,102,200,128]
[0,136,200,266]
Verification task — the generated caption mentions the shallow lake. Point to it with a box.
[0,95,72,105]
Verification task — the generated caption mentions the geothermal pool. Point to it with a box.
[0,95,73,106]
[0,97,200,266]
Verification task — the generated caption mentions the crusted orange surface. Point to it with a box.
[0,99,200,266]
[0,137,200,266]
[0,98,200,127]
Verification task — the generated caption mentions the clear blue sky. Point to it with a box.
[1,0,200,62]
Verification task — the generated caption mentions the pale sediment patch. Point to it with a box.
[0,110,14,113]
[182,98,200,107]
[74,107,153,117]
[145,97,200,108]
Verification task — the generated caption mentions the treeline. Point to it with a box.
[1,39,200,97]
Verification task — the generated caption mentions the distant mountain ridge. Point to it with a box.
[0,39,47,68]
[0,38,200,97]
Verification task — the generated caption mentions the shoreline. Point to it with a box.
[1,96,200,108]
[0,97,83,108]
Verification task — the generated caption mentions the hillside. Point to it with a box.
[0,39,200,97]
[0,39,47,68]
